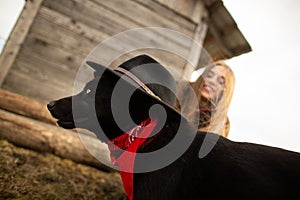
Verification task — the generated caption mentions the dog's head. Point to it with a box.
[47,55,179,142]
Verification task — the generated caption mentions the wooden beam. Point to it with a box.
[0,0,43,86]
[182,9,209,80]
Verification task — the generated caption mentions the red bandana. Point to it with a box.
[107,118,158,200]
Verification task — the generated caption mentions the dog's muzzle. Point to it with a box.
[47,100,76,129]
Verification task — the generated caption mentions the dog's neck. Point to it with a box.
[137,109,184,153]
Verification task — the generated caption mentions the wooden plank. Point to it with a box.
[31,12,191,67]
[133,0,196,29]
[154,0,204,23]
[38,6,110,43]
[2,69,72,104]
[12,47,93,98]
[20,34,85,75]
[43,0,194,36]
[32,9,189,59]
[0,108,112,171]
[155,0,194,18]
[30,14,97,55]
[13,50,77,89]
[4,33,94,103]
[43,0,192,50]
[43,0,137,35]
[92,0,194,36]
[0,0,43,86]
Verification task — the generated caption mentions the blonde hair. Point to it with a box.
[175,61,235,137]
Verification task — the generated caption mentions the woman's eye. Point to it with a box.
[86,89,91,94]
[206,71,214,78]
[218,77,225,85]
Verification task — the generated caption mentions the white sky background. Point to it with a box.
[0,0,24,52]
[223,0,300,152]
[1,0,300,152]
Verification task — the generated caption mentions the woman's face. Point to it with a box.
[201,65,227,102]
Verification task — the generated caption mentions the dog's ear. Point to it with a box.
[86,61,107,77]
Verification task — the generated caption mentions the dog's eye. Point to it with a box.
[86,89,91,94]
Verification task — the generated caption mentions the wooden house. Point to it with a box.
[0,0,251,103]
[0,0,252,172]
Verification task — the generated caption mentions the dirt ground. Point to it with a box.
[0,140,125,200]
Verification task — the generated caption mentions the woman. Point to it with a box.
[175,61,235,137]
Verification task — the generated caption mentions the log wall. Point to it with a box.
[0,0,207,103]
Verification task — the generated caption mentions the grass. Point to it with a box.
[0,140,125,200]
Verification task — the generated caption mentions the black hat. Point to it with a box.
[86,54,179,116]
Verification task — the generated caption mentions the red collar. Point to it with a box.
[107,118,158,200]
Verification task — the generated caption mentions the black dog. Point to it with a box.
[48,55,300,200]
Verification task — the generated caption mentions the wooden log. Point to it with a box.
[0,89,56,124]
[0,108,113,172]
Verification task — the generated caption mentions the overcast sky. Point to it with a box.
[223,0,300,152]
[1,0,300,152]
[0,0,24,52]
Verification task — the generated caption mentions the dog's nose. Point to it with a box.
[47,101,56,110]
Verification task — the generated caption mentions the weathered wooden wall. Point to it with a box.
[0,0,208,103]
[156,0,205,23]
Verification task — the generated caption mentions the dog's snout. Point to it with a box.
[47,101,56,110]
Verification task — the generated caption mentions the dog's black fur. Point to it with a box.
[48,56,300,199]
